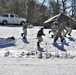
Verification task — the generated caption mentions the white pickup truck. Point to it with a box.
[0,13,26,25]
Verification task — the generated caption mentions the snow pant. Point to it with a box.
[54,31,64,42]
[61,30,66,37]
[23,28,27,38]
[65,28,72,36]
[37,37,43,43]
[67,29,72,35]
[52,31,57,38]
[68,29,72,34]
[37,37,43,47]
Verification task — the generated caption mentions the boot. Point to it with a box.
[64,34,66,37]
[51,35,54,38]
[23,37,26,39]
[68,34,71,36]
[61,38,65,42]
[21,33,24,37]
[54,37,58,43]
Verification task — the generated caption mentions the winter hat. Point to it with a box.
[41,28,44,30]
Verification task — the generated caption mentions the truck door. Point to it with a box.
[10,14,16,24]
[14,14,21,24]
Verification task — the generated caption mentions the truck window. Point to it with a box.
[2,14,8,17]
[15,14,19,18]
[10,14,14,18]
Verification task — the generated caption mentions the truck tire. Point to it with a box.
[21,21,25,25]
[2,20,7,25]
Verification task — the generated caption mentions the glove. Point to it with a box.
[43,34,45,36]
[49,31,51,34]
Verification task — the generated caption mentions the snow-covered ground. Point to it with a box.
[0,25,76,75]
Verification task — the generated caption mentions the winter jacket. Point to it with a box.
[23,22,28,29]
[37,29,45,37]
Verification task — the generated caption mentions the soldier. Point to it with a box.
[54,22,65,43]
[21,21,29,39]
[64,22,72,37]
[49,21,58,38]
[37,28,45,47]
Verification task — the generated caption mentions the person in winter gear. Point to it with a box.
[21,21,29,39]
[53,22,65,43]
[64,22,72,37]
[49,21,58,38]
[37,28,45,47]
[54,30,65,42]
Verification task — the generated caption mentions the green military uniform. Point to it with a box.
[54,22,65,42]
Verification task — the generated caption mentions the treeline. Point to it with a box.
[0,0,76,25]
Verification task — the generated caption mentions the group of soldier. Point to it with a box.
[21,20,72,48]
[49,21,72,42]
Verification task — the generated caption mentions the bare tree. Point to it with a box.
[62,0,67,13]
[49,0,61,16]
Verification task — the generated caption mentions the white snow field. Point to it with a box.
[0,25,76,75]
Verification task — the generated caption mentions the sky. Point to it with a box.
[37,0,49,6]
[37,0,71,8]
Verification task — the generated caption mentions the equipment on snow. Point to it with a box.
[0,36,15,46]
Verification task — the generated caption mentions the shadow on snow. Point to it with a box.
[52,40,69,51]
[0,44,16,48]
[37,47,45,52]
[67,36,76,42]
[22,38,29,44]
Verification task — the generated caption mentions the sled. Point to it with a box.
[0,36,15,46]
